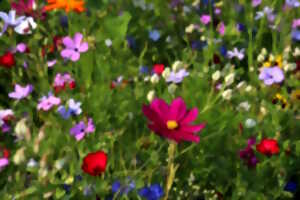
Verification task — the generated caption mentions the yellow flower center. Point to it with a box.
[167,120,178,130]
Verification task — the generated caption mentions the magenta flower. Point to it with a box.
[200,14,211,25]
[37,93,61,111]
[218,22,225,36]
[61,33,88,62]
[252,0,262,7]
[239,138,259,168]
[8,84,33,100]
[142,97,205,143]
[292,18,300,29]
[259,66,284,85]
[0,158,9,170]
[70,118,95,141]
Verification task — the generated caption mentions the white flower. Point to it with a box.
[144,76,150,82]
[162,67,171,79]
[172,60,184,71]
[293,47,300,57]
[245,118,256,128]
[147,90,155,102]
[225,73,235,86]
[13,147,26,165]
[284,63,297,71]
[14,17,37,35]
[245,86,253,92]
[68,99,82,115]
[238,101,251,111]
[150,74,160,84]
[261,48,267,56]
[257,54,265,62]
[55,159,66,170]
[105,39,112,47]
[222,89,232,100]
[212,70,221,81]
[236,81,246,89]
[185,24,195,33]
[27,158,38,168]
[168,83,177,94]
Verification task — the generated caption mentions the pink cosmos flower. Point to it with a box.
[37,93,61,111]
[8,84,33,100]
[200,14,211,25]
[61,32,88,62]
[292,18,300,29]
[218,22,225,36]
[142,97,205,143]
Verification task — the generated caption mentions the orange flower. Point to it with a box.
[44,0,85,13]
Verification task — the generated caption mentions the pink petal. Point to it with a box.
[142,105,165,128]
[178,132,200,143]
[149,99,170,122]
[63,36,75,49]
[70,52,80,61]
[73,33,83,48]
[180,108,198,124]
[169,97,186,121]
[180,124,205,133]
[75,132,85,141]
[0,158,9,168]
[79,42,88,52]
[61,49,74,59]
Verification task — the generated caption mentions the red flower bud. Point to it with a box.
[81,151,107,176]
[256,138,279,156]
[0,52,15,68]
[153,64,165,75]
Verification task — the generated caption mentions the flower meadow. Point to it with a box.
[0,0,300,199]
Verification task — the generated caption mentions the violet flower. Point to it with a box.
[0,158,9,171]
[255,7,276,22]
[259,66,284,85]
[61,33,89,62]
[227,48,245,60]
[252,0,262,7]
[37,93,61,111]
[70,118,95,141]
[285,0,300,8]
[166,69,189,83]
[0,10,25,36]
[149,30,160,41]
[8,84,33,100]
[239,138,259,168]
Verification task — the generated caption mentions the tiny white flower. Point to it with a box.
[147,90,155,102]
[212,70,221,81]
[27,158,38,168]
[225,73,235,86]
[105,39,112,47]
[162,67,171,79]
[245,85,252,92]
[168,83,177,94]
[172,60,184,71]
[257,54,265,62]
[14,17,37,35]
[238,101,251,111]
[236,81,246,89]
[185,24,195,33]
[261,48,267,56]
[222,89,232,100]
[293,47,300,57]
[245,118,256,128]
[150,74,159,84]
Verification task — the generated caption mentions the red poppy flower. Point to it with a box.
[0,52,15,69]
[81,151,107,176]
[153,64,165,75]
[256,138,279,156]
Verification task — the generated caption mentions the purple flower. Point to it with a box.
[259,66,284,85]
[149,30,160,41]
[37,93,61,111]
[0,10,25,36]
[111,179,136,196]
[166,69,189,83]
[70,118,95,141]
[8,84,33,100]
[200,14,211,25]
[0,158,9,170]
[255,7,276,22]
[239,138,259,168]
[252,0,262,7]
[292,18,300,29]
[16,43,27,53]
[227,48,245,60]
[138,184,164,200]
[291,29,300,41]
[0,109,13,133]
[285,0,300,8]
[57,99,82,119]
[61,33,88,62]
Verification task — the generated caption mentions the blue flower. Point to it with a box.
[140,66,149,74]
[57,99,82,119]
[219,46,227,57]
[126,36,137,49]
[284,181,298,193]
[111,179,135,196]
[149,30,160,41]
[292,29,300,41]
[138,184,164,200]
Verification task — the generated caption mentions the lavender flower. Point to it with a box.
[149,30,160,41]
[227,48,245,60]
[57,99,82,119]
[285,0,300,8]
[37,93,61,111]
[166,69,189,83]
[61,33,89,62]
[255,7,275,22]
[70,118,95,141]
[291,29,300,41]
[0,10,25,36]
[252,0,262,7]
[259,66,284,85]
[8,84,33,100]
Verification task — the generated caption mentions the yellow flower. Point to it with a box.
[263,61,271,67]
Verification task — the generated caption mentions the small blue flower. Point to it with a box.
[126,36,137,49]
[292,29,300,41]
[284,181,298,193]
[62,184,71,194]
[138,184,164,200]
[111,179,135,196]
[57,106,71,119]
[140,66,149,74]
[219,46,227,57]
[149,30,160,41]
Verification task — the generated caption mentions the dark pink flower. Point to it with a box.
[142,97,205,143]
